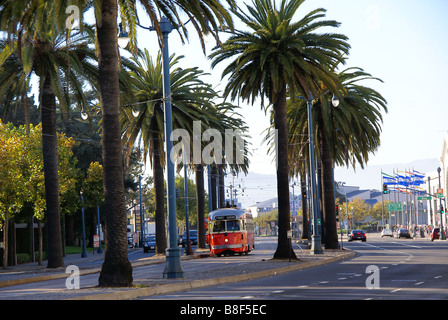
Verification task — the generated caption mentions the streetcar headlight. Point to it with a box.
[224,238,228,243]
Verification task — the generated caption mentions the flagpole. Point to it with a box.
[393,168,397,226]
[381,168,384,229]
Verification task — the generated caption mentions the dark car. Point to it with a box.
[396,228,411,239]
[348,230,366,242]
[181,230,198,247]
[143,235,156,253]
[430,227,440,241]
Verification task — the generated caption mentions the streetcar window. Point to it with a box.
[212,221,225,232]
[226,220,241,231]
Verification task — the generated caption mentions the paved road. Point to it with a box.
[0,237,294,300]
[140,234,448,300]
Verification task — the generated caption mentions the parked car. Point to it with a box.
[381,228,393,237]
[396,228,411,239]
[143,234,156,253]
[430,227,440,241]
[348,230,366,242]
[181,230,198,247]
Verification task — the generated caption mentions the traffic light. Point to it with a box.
[383,183,388,194]
[335,205,339,215]
[441,206,444,214]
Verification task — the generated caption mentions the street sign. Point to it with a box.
[93,235,100,248]
[437,188,443,194]
[417,196,431,200]
[386,202,402,211]
[437,193,444,198]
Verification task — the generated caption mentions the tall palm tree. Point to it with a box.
[209,0,349,259]
[93,0,237,287]
[121,50,220,254]
[0,3,99,268]
[95,0,136,287]
[285,67,387,248]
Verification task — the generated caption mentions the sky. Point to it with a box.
[129,0,448,208]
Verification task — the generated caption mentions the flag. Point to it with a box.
[413,169,425,179]
[382,171,397,186]
[381,171,394,178]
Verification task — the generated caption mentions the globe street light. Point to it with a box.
[305,96,323,254]
[119,17,184,278]
[437,167,446,240]
[158,17,184,278]
[298,92,339,254]
[80,192,87,258]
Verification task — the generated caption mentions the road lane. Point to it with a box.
[142,234,448,300]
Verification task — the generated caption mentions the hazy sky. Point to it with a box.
[129,0,448,206]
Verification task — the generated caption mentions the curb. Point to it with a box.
[69,250,356,300]
[0,252,208,289]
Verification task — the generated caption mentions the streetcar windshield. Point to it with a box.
[226,220,240,231]
[212,220,225,232]
[211,219,241,232]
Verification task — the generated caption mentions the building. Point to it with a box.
[437,131,448,229]
[248,182,431,226]
[246,194,300,218]
[337,184,430,226]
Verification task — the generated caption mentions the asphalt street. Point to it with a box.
[139,233,448,300]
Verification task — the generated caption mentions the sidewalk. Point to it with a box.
[0,243,356,300]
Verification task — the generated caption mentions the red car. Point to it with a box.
[431,228,440,241]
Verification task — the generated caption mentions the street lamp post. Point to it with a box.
[119,17,184,278]
[437,167,446,240]
[305,96,323,254]
[80,193,87,258]
[299,93,339,254]
[184,152,193,255]
[139,175,145,248]
[96,202,103,254]
[159,17,184,278]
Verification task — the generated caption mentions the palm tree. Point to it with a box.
[285,67,387,248]
[121,50,220,254]
[209,0,349,259]
[93,0,237,287]
[0,3,99,268]
[94,0,136,286]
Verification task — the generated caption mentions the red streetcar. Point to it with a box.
[207,208,255,257]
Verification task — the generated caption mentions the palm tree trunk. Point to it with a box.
[41,75,64,268]
[317,159,324,244]
[97,0,132,287]
[273,87,297,260]
[152,136,167,254]
[320,127,338,249]
[195,164,206,248]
